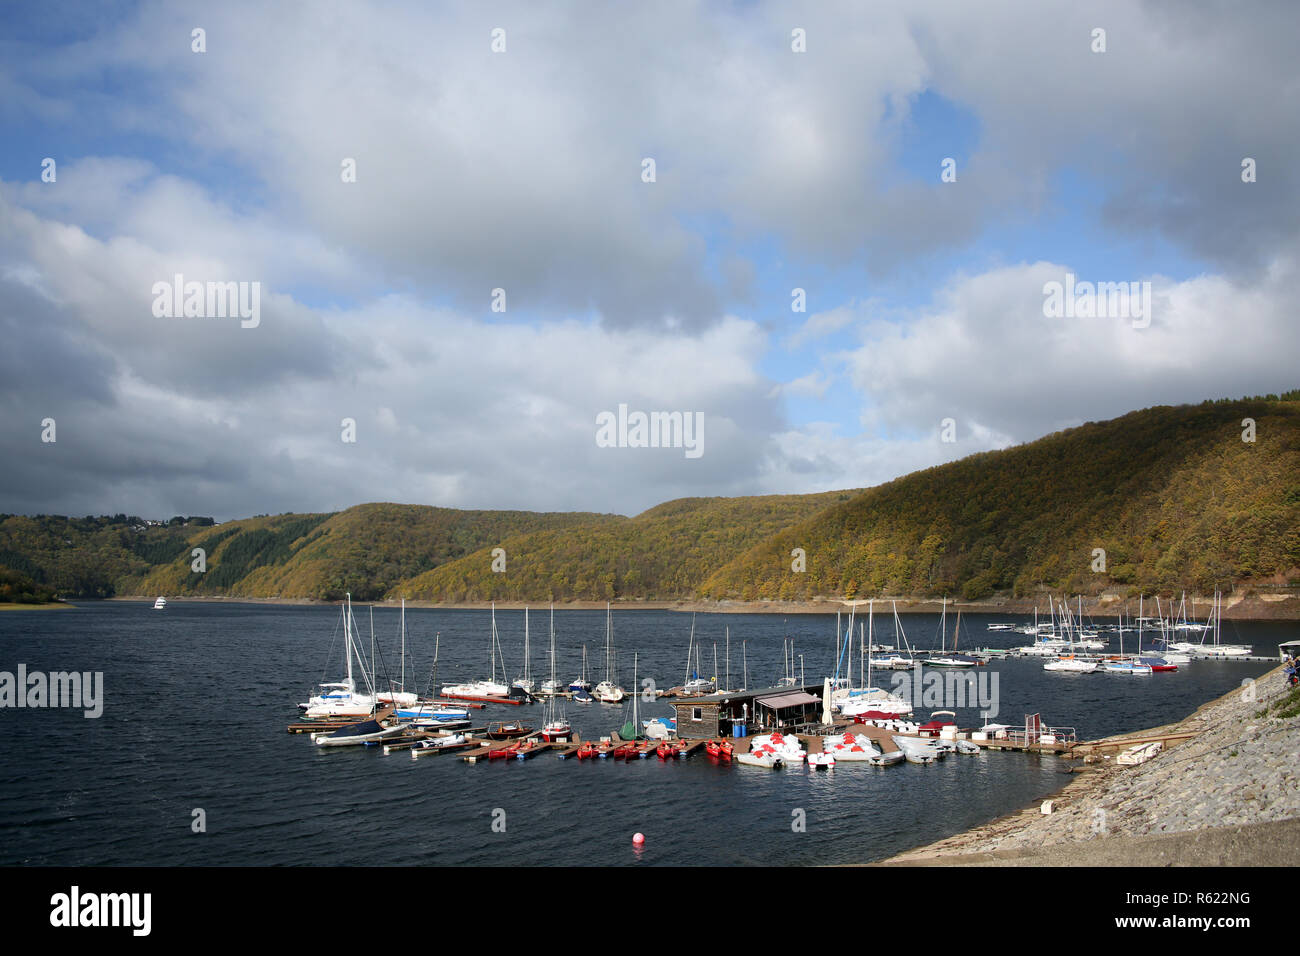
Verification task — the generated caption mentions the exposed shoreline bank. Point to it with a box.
[98,592,1300,621]
[877,661,1300,866]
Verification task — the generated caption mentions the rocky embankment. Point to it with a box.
[883,662,1300,866]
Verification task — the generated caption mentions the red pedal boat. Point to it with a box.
[576,741,596,760]
[489,742,520,760]
[656,743,676,760]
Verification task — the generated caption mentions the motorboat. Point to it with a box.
[1044,656,1099,673]
[1104,660,1153,675]
[314,710,404,747]
[153,596,167,610]
[410,733,467,758]
[891,735,943,763]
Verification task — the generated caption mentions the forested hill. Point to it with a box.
[2,394,1296,604]
[0,505,618,601]
[395,491,859,602]
[701,395,1300,601]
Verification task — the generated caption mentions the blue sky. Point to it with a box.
[1,1,1296,519]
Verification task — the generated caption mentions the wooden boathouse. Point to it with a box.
[671,684,827,739]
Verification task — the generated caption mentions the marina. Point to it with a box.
[2,600,1292,867]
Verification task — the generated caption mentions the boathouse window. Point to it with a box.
[692,707,702,721]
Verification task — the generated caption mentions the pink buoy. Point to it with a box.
[632,832,645,846]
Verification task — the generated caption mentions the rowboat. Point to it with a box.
[576,741,597,760]
[705,740,733,759]
[486,721,532,740]
[656,743,676,760]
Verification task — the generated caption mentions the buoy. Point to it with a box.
[632,832,645,846]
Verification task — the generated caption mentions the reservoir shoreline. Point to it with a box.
[877,661,1300,866]
[100,592,1300,621]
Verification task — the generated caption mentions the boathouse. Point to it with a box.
[671,684,826,739]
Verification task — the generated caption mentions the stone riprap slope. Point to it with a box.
[887,663,1300,863]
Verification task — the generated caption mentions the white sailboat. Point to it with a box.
[301,594,381,718]
[836,600,913,716]
[681,615,712,695]
[441,603,510,698]
[593,603,625,703]
[513,607,536,695]
[541,605,573,741]
[375,599,418,708]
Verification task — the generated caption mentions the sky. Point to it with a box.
[1,0,1298,521]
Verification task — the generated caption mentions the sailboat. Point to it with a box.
[593,603,626,703]
[618,652,645,742]
[681,615,712,695]
[541,606,573,741]
[571,645,593,703]
[1194,591,1251,657]
[927,600,978,667]
[513,607,536,695]
[875,602,918,669]
[441,602,510,698]
[1104,596,1153,675]
[837,600,913,716]
[301,594,381,718]
[393,634,470,727]
[375,599,419,708]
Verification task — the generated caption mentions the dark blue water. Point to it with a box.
[0,602,1288,865]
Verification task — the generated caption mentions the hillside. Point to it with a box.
[2,394,1297,606]
[395,491,859,602]
[700,395,1300,602]
[0,506,618,601]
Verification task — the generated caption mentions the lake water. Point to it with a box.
[0,602,1288,865]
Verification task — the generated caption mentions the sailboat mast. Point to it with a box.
[867,598,874,688]
[345,593,354,690]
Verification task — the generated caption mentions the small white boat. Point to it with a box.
[867,750,905,766]
[153,596,167,610]
[411,733,467,757]
[1104,660,1153,675]
[441,680,510,698]
[1044,657,1099,673]
[736,751,782,769]
[1117,741,1163,765]
[314,713,404,747]
[807,752,835,770]
[892,735,942,763]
